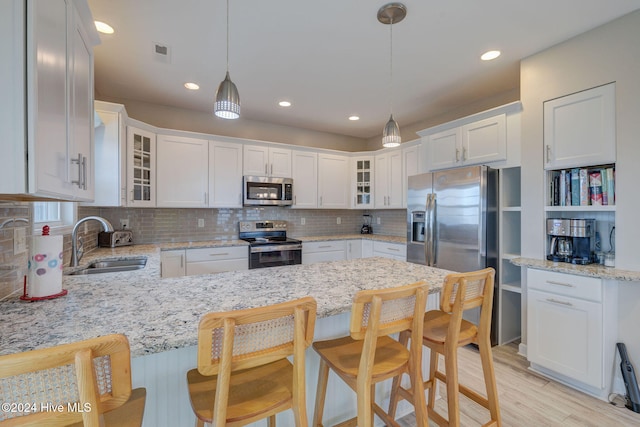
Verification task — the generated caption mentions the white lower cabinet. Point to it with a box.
[346,240,362,260]
[160,250,185,278]
[527,269,617,398]
[186,247,248,276]
[361,240,374,258]
[302,241,347,265]
[372,241,406,260]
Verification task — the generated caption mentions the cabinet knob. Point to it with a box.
[546,145,551,163]
[455,148,460,162]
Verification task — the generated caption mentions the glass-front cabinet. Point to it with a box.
[127,126,156,206]
[352,157,374,208]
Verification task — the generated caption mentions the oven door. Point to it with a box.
[249,244,302,269]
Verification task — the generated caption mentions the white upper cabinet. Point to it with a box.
[351,157,374,209]
[0,0,99,200]
[374,150,403,209]
[543,83,616,170]
[402,143,421,208]
[209,140,243,208]
[318,153,349,209]
[420,102,520,172]
[243,145,292,178]
[126,126,156,207]
[156,134,209,208]
[291,150,318,208]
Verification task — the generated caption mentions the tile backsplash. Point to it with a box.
[0,202,30,299]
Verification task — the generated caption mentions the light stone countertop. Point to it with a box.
[1,236,447,358]
[296,234,406,244]
[511,257,640,282]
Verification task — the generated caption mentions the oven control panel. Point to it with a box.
[239,220,288,232]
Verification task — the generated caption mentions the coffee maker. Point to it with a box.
[546,218,596,264]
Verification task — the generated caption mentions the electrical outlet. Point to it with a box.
[336,217,341,225]
[13,227,27,255]
[198,218,205,228]
[301,218,306,225]
[120,219,129,229]
[377,217,381,225]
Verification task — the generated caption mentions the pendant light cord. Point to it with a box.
[226,0,230,73]
[389,17,394,116]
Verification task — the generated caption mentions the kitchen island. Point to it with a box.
[1,243,452,426]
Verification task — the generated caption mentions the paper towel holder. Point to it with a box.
[20,276,67,302]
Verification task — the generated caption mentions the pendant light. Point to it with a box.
[214,0,240,119]
[378,3,406,148]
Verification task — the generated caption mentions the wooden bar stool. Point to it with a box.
[312,281,430,427]
[390,267,500,427]
[0,333,146,427]
[186,296,317,427]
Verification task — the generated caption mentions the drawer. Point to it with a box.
[186,246,248,263]
[186,259,248,275]
[372,241,407,257]
[527,268,602,302]
[303,240,347,253]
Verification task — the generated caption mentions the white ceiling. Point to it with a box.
[87,0,640,140]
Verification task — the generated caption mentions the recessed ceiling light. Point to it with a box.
[184,82,200,90]
[481,50,501,61]
[95,21,114,34]
[279,101,292,107]
[348,116,360,121]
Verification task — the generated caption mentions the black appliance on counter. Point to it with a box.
[239,220,302,269]
[98,230,133,248]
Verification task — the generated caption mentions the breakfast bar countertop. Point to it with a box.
[1,243,449,358]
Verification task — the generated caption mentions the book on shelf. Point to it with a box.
[549,165,615,207]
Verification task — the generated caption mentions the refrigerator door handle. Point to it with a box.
[431,194,438,266]
[424,194,431,265]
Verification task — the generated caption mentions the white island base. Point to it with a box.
[132,299,439,427]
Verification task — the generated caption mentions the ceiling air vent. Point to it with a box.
[153,42,171,63]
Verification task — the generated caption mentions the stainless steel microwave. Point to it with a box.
[243,176,293,206]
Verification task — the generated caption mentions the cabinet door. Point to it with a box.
[544,83,616,170]
[291,150,317,208]
[318,153,349,208]
[68,5,94,201]
[347,240,362,260]
[528,289,603,387]
[91,104,126,207]
[352,157,374,209]
[243,145,269,176]
[126,126,156,207]
[426,128,461,171]
[209,141,243,207]
[269,147,292,178]
[461,114,506,165]
[403,144,420,208]
[387,150,403,208]
[156,135,208,207]
[160,250,185,278]
[374,154,389,209]
[30,0,72,198]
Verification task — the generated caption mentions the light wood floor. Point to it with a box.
[397,342,640,426]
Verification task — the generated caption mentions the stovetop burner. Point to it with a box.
[238,220,300,246]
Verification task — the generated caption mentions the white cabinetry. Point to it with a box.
[318,153,350,209]
[291,150,318,208]
[402,142,421,208]
[374,150,403,209]
[527,269,617,398]
[208,140,243,208]
[243,145,292,178]
[186,246,248,275]
[91,101,127,206]
[302,241,347,265]
[372,241,406,260]
[498,167,522,345]
[351,157,374,209]
[361,240,374,258]
[346,240,362,260]
[126,126,156,207]
[156,135,208,208]
[160,250,185,278]
[543,83,615,170]
[0,0,98,200]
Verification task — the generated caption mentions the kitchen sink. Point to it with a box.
[67,257,147,275]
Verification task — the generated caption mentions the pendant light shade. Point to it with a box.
[214,0,240,119]
[382,114,401,148]
[378,3,406,148]
[215,71,240,119]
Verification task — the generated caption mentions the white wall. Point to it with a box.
[520,10,640,370]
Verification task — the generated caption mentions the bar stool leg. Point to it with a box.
[444,343,461,427]
[268,415,276,427]
[426,349,439,411]
[478,338,501,426]
[387,330,410,419]
[313,358,330,427]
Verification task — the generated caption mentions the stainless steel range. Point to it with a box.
[238,220,302,269]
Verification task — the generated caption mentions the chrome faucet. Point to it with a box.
[70,216,114,267]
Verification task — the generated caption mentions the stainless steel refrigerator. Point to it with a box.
[407,165,499,344]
